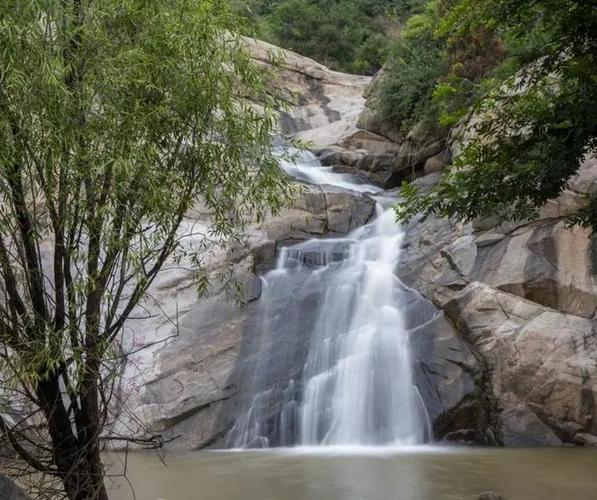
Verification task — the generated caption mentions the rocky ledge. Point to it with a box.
[124,186,375,449]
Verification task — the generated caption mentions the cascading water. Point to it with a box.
[226,149,431,448]
[299,205,428,446]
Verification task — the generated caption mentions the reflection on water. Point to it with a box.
[106,447,597,500]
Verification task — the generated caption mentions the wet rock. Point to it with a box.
[132,185,376,449]
[411,310,490,444]
[260,186,375,244]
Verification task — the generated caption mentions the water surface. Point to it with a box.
[107,447,597,500]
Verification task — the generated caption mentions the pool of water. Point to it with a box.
[106,446,597,500]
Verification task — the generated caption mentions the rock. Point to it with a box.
[398,159,597,445]
[409,172,442,192]
[424,149,451,175]
[575,432,597,446]
[318,147,411,186]
[131,185,376,449]
[0,476,29,500]
[443,282,597,445]
[260,186,375,244]
[356,104,404,144]
[475,231,506,248]
[382,135,448,188]
[338,128,402,155]
[500,405,562,446]
[470,220,597,318]
[120,36,597,451]
[412,310,493,444]
[244,38,371,149]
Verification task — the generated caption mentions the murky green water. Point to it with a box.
[106,447,597,500]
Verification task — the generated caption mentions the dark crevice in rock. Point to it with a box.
[441,303,503,446]
[161,392,238,429]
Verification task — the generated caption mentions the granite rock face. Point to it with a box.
[245,38,371,149]
[122,41,597,449]
[246,40,438,189]
[398,161,597,446]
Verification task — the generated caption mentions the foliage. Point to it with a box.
[372,1,446,135]
[374,0,504,136]
[0,0,290,498]
[396,0,597,231]
[233,0,425,75]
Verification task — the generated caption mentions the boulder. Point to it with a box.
[398,159,597,446]
[337,128,402,155]
[260,186,375,244]
[440,281,597,445]
[424,149,452,175]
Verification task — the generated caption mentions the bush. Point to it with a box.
[373,2,446,135]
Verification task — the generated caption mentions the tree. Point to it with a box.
[0,1,290,498]
[396,0,597,230]
[234,0,425,75]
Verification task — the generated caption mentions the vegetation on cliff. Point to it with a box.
[382,0,597,230]
[0,1,290,498]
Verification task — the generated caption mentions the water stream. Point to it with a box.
[227,149,430,448]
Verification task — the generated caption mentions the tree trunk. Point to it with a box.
[37,374,109,500]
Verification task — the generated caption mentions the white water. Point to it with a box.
[278,147,381,194]
[299,205,428,446]
[227,149,430,448]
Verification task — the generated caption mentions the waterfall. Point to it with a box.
[226,149,431,448]
[299,205,427,445]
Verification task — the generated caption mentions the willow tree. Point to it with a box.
[0,1,290,498]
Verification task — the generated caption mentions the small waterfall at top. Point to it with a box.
[226,148,431,448]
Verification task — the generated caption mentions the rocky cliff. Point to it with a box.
[398,160,597,446]
[124,41,597,449]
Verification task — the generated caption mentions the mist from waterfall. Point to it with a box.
[226,150,431,448]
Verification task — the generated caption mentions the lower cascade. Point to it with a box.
[226,151,432,448]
